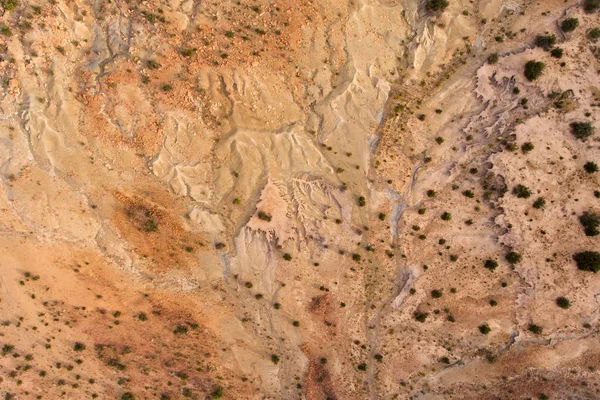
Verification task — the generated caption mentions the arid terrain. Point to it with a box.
[1,0,600,398]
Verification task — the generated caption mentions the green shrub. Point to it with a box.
[441,212,452,221]
[257,211,272,221]
[579,212,600,236]
[413,311,428,322]
[484,259,498,271]
[534,35,556,50]
[561,18,579,32]
[573,251,600,272]
[528,324,543,334]
[550,48,563,58]
[532,197,546,209]
[271,354,280,364]
[431,289,442,298]
[210,387,223,399]
[426,189,436,198]
[584,0,600,13]
[357,196,366,207]
[463,190,474,198]
[589,27,600,40]
[556,296,571,309]
[505,251,522,264]
[73,342,86,352]
[357,363,367,371]
[121,393,135,400]
[283,253,292,261]
[352,253,361,262]
[512,184,531,198]
[570,122,594,140]
[521,142,534,153]
[425,0,449,12]
[584,161,598,173]
[524,61,545,81]
[173,325,188,335]
[478,324,491,334]
[487,53,499,64]
[1,0,18,11]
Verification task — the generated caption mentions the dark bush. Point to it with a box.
[257,211,272,221]
[573,251,600,272]
[271,354,280,364]
[584,161,598,173]
[441,212,452,221]
[487,53,499,64]
[357,363,367,371]
[521,142,534,153]
[556,296,571,309]
[478,324,491,334]
[431,290,443,298]
[73,342,86,352]
[528,324,543,334]
[579,212,600,236]
[524,61,545,81]
[534,35,556,50]
[484,259,498,271]
[357,196,366,207]
[413,311,428,322]
[589,27,600,40]
[425,0,449,12]
[561,18,579,32]
[570,122,594,140]
[550,48,563,58]
[513,184,531,198]
[532,197,546,209]
[584,0,600,13]
[505,251,522,264]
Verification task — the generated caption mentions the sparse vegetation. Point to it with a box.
[478,324,491,334]
[584,162,598,173]
[425,0,449,11]
[532,197,546,209]
[484,259,498,271]
[487,53,498,64]
[584,0,600,13]
[561,18,579,32]
[573,251,600,272]
[570,122,594,140]
[512,185,531,198]
[534,35,556,50]
[556,296,571,309]
[580,212,600,236]
[524,61,545,81]
[1,0,18,11]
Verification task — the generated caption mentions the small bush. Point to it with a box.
[521,142,534,153]
[589,27,600,40]
[463,190,474,198]
[441,212,452,221]
[573,251,600,272]
[513,184,532,198]
[352,253,361,262]
[584,0,600,13]
[283,253,292,261]
[584,161,598,173]
[580,212,600,236]
[271,354,280,364]
[484,259,498,271]
[570,122,594,140]
[73,342,86,352]
[561,18,579,32]
[210,387,223,399]
[257,211,272,221]
[550,48,563,58]
[1,0,18,11]
[505,251,522,264]
[534,35,556,50]
[173,325,188,335]
[487,53,499,64]
[426,189,436,198]
[556,296,571,309]
[524,61,545,81]
[425,0,449,12]
[478,324,491,334]
[357,196,366,207]
[431,289,442,298]
[357,363,367,371]
[528,324,543,335]
[121,393,135,400]
[413,311,428,322]
[532,197,546,209]
[146,60,161,70]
